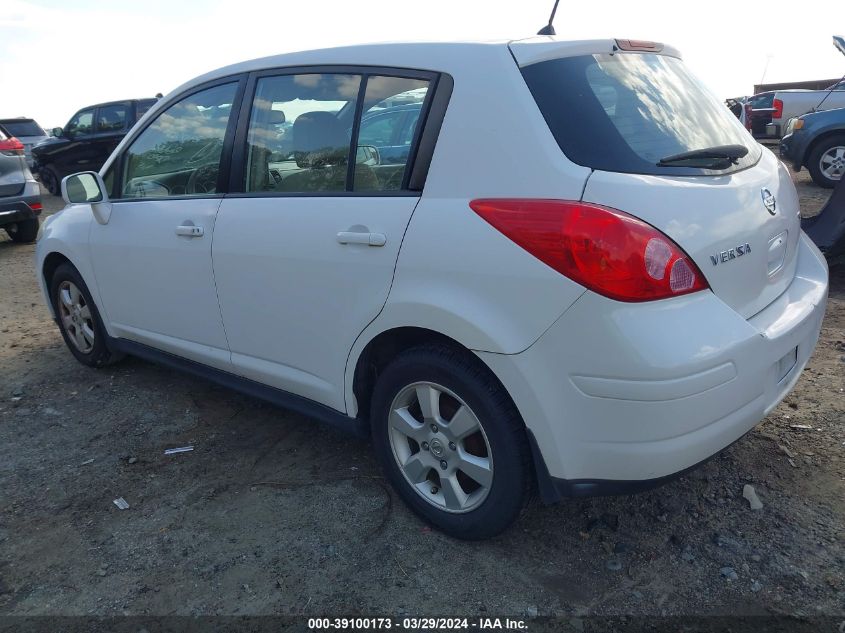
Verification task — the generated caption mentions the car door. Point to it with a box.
[93,103,130,168]
[213,70,436,411]
[89,79,244,370]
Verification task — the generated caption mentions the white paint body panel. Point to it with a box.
[88,198,231,370]
[213,196,419,410]
[583,150,802,319]
[480,234,827,480]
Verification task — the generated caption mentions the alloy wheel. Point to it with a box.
[820,145,845,181]
[57,281,95,354]
[388,381,493,513]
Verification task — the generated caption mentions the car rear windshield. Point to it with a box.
[520,53,761,176]
[748,92,775,109]
[0,120,45,137]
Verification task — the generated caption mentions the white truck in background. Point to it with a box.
[753,35,845,139]
[765,86,845,138]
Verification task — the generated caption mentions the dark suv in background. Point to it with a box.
[32,98,158,194]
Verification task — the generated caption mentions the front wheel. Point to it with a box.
[50,263,123,367]
[807,134,845,188]
[370,345,532,539]
[39,166,61,196]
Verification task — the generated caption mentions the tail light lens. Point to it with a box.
[0,137,24,156]
[772,98,784,120]
[469,199,709,302]
[744,103,753,130]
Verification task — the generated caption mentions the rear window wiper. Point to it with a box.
[657,144,749,169]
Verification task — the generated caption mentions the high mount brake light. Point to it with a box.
[615,39,664,52]
[469,199,709,302]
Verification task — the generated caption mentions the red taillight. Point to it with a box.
[0,137,24,156]
[469,199,709,302]
[29,202,42,212]
[772,98,784,120]
[744,103,753,130]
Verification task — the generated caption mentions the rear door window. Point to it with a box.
[97,105,129,133]
[520,53,761,176]
[355,77,429,191]
[243,72,430,194]
[244,73,361,193]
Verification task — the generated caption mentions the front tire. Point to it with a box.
[39,166,60,196]
[370,344,532,539]
[807,134,845,188]
[5,217,39,243]
[50,263,122,367]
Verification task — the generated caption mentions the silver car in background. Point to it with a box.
[0,118,50,170]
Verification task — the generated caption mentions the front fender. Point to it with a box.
[36,204,114,336]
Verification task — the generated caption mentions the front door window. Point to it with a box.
[120,82,238,198]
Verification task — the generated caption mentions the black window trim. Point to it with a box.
[108,74,248,203]
[225,64,452,199]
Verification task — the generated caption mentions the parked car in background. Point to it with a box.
[0,118,49,170]
[781,106,845,187]
[32,98,158,195]
[37,38,827,539]
[359,102,423,176]
[743,91,778,138]
[0,128,42,242]
[764,89,845,138]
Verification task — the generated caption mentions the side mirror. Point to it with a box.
[52,127,63,137]
[357,145,380,166]
[61,171,112,224]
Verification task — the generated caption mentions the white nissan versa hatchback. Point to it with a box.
[37,38,828,539]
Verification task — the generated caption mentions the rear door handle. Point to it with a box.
[176,225,204,238]
[336,231,386,247]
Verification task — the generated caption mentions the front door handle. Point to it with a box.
[176,224,204,238]
[336,231,386,247]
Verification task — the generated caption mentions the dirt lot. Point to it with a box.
[0,169,843,619]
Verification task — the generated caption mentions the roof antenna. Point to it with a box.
[537,0,561,36]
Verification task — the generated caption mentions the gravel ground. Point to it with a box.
[0,169,843,618]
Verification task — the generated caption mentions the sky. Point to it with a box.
[1,0,843,129]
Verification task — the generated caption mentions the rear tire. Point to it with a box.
[40,165,60,196]
[5,217,39,243]
[370,344,532,539]
[807,134,845,188]
[50,263,123,368]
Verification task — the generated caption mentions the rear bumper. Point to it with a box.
[479,233,828,497]
[0,181,41,226]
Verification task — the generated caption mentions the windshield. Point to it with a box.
[0,120,45,137]
[520,53,761,176]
